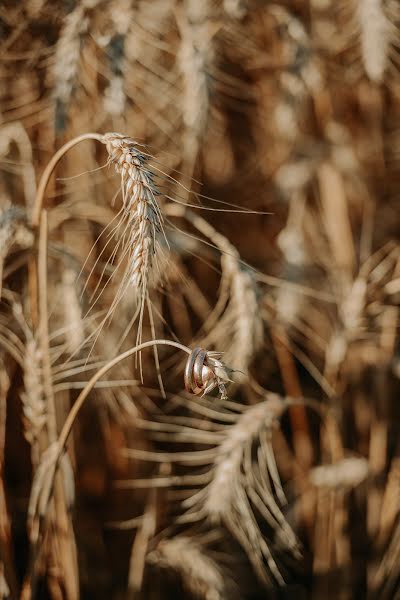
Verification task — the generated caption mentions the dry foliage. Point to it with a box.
[0,0,399,598]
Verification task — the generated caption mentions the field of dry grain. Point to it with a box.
[0,1,399,598]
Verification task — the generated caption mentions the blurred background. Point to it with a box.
[0,0,399,598]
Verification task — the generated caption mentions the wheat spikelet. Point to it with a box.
[0,205,32,256]
[103,75,126,117]
[202,257,263,379]
[147,536,236,600]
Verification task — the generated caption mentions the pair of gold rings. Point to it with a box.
[184,347,212,395]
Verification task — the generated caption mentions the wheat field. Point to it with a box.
[0,1,399,598]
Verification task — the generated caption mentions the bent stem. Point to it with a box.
[58,339,190,453]
[31,132,104,227]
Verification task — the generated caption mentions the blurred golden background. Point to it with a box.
[0,1,399,598]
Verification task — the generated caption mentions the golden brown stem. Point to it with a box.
[31,132,103,227]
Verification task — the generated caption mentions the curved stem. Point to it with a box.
[57,339,191,454]
[31,132,104,227]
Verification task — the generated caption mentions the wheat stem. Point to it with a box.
[31,132,103,227]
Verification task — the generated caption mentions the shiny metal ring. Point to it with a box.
[184,347,208,395]
[193,349,207,388]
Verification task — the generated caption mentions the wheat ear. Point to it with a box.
[52,4,89,130]
[177,0,218,172]
[103,0,133,117]
[147,536,236,600]
[201,396,300,584]
[165,204,263,376]
[103,133,164,317]
[355,0,395,82]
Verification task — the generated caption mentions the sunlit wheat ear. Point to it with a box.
[147,536,238,600]
[351,0,400,83]
[52,4,89,131]
[102,133,165,332]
